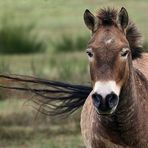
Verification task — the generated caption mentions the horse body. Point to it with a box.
[133,53,148,79]
[81,53,148,148]
[81,7,148,148]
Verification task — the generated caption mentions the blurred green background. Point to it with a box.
[0,0,148,147]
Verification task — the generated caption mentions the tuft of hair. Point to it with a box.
[126,22,143,60]
[96,7,143,60]
[96,7,117,26]
[0,74,92,117]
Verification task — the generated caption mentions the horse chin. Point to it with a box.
[95,106,117,116]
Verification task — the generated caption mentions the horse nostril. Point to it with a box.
[106,93,118,109]
[92,93,102,108]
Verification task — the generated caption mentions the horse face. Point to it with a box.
[84,8,130,115]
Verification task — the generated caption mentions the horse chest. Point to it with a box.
[80,97,123,148]
[80,97,148,148]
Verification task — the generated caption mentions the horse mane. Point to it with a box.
[96,7,143,60]
[0,74,92,116]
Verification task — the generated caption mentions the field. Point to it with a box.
[0,0,148,147]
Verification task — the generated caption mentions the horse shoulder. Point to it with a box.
[81,94,94,148]
[81,94,106,148]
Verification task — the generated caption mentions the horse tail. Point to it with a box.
[0,74,92,116]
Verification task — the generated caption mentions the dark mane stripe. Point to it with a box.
[0,74,92,116]
[126,22,143,59]
[96,8,143,60]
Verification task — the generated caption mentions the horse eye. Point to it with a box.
[121,48,129,57]
[86,48,93,58]
[86,51,93,57]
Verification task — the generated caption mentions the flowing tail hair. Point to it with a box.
[0,74,92,116]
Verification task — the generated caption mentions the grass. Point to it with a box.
[0,22,46,54]
[0,52,89,82]
[51,35,89,52]
[0,0,148,147]
[0,99,83,148]
[0,0,148,47]
[1,135,84,148]
[143,42,148,52]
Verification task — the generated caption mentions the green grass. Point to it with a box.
[0,0,148,147]
[0,52,89,82]
[0,99,83,148]
[51,35,89,52]
[1,135,84,148]
[0,0,148,47]
[0,22,46,54]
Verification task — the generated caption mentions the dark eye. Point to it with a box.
[86,48,93,58]
[121,48,129,57]
[86,51,93,57]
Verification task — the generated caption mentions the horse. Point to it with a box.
[0,7,147,148]
[81,7,148,148]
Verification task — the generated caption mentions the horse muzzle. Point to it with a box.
[91,92,119,115]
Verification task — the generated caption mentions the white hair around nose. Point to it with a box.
[93,81,121,98]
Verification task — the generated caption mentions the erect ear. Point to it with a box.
[84,9,99,32]
[117,7,129,30]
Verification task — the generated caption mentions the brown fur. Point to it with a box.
[81,54,148,148]
[95,8,143,60]
[81,8,148,148]
[133,53,148,79]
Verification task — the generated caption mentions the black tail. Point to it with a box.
[0,74,92,116]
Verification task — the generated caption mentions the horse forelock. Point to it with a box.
[96,8,117,26]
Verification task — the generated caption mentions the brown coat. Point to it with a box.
[81,53,148,148]
[133,53,148,79]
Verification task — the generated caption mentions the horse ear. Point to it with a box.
[117,7,129,30]
[84,9,99,32]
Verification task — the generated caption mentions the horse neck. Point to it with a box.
[115,61,139,126]
[100,58,144,145]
